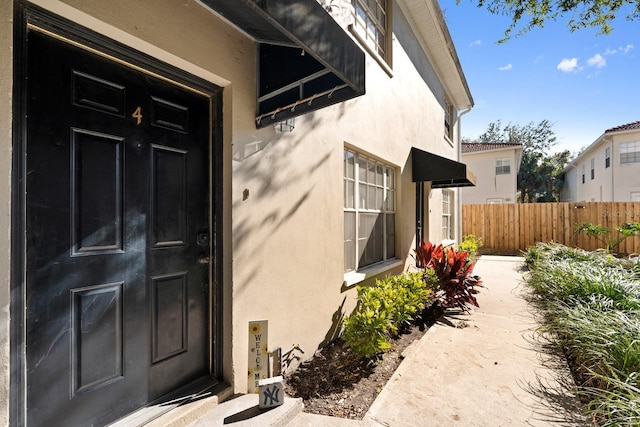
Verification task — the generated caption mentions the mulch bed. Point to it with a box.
[283,304,443,419]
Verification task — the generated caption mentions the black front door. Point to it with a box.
[25,29,213,426]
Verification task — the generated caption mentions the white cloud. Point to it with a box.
[603,44,633,56]
[469,40,481,48]
[557,58,580,72]
[587,54,606,68]
[498,63,513,71]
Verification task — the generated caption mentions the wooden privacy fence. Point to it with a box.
[462,202,640,254]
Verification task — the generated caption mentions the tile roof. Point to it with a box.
[605,120,640,133]
[461,142,523,153]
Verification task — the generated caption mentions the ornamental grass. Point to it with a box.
[524,243,640,426]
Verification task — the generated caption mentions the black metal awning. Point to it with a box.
[202,0,366,128]
[411,147,476,188]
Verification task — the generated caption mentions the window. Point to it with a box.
[620,141,640,164]
[352,0,388,61]
[442,191,453,240]
[581,164,585,184]
[605,147,611,168]
[495,158,511,175]
[444,97,454,140]
[344,149,396,273]
[590,158,595,180]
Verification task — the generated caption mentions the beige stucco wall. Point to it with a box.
[612,133,640,201]
[572,141,613,202]
[0,1,12,425]
[230,10,459,391]
[567,132,640,202]
[4,0,466,416]
[461,149,519,204]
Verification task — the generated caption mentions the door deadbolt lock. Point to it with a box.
[197,232,209,245]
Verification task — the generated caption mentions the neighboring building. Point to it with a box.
[0,1,475,425]
[561,120,640,202]
[460,143,523,204]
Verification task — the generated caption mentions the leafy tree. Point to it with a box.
[534,150,572,202]
[470,120,571,202]
[477,121,504,143]
[459,0,640,41]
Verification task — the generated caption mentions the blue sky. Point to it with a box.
[442,1,640,154]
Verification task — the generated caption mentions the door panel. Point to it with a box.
[151,273,188,363]
[151,144,188,247]
[25,29,213,426]
[71,129,125,254]
[71,282,124,397]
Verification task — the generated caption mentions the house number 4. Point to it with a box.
[131,106,143,125]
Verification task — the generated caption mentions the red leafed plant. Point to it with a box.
[415,241,483,311]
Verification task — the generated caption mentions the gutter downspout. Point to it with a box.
[456,106,472,242]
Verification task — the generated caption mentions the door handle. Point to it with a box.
[199,255,210,264]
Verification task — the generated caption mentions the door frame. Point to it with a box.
[11,2,224,425]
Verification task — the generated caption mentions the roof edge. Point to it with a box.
[397,0,473,110]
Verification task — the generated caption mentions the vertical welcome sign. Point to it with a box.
[248,320,268,393]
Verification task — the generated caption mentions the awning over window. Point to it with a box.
[411,147,476,188]
[202,0,366,128]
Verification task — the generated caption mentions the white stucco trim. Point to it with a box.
[397,0,473,109]
[343,258,404,287]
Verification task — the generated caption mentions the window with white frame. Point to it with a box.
[351,0,388,61]
[344,148,396,273]
[444,97,454,140]
[590,158,595,180]
[620,141,640,164]
[581,164,585,184]
[495,158,511,175]
[605,147,611,168]
[442,190,453,240]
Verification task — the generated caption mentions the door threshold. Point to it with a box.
[108,377,232,427]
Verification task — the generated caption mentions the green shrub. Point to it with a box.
[387,272,432,333]
[342,297,392,359]
[342,272,433,359]
[459,234,483,260]
[575,221,640,254]
[422,267,439,294]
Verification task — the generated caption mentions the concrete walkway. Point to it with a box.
[288,256,589,427]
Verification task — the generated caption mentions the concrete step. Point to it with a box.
[111,380,232,427]
[180,394,303,427]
